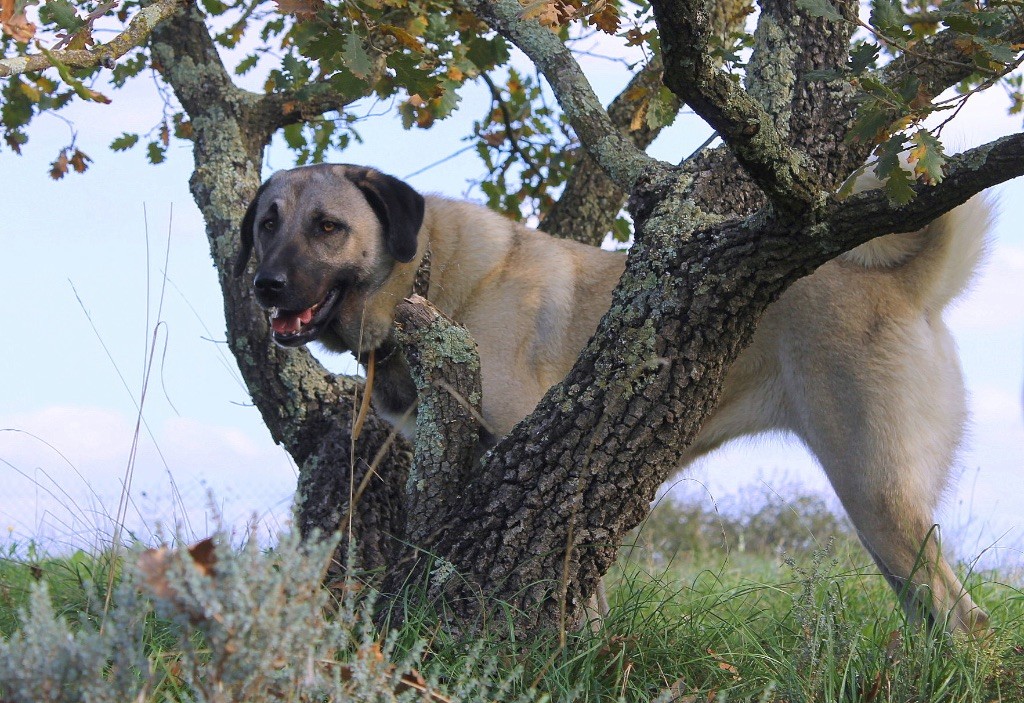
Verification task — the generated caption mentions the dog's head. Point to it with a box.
[235,164,425,352]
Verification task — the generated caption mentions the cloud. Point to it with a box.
[0,405,297,551]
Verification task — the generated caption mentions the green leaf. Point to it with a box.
[146,141,166,165]
[110,133,139,151]
[235,55,259,76]
[342,33,374,79]
[303,29,346,62]
[849,43,880,75]
[328,68,370,99]
[909,130,946,185]
[465,36,509,72]
[845,100,892,145]
[283,123,305,149]
[38,0,83,32]
[837,164,868,199]
[874,136,915,205]
[612,216,632,243]
[433,79,462,119]
[796,0,844,23]
[387,52,440,98]
[975,37,1015,65]
[36,45,110,103]
[646,86,679,130]
[870,0,911,40]
[281,53,312,84]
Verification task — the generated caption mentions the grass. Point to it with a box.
[2,513,1023,702]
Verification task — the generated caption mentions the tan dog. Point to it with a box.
[237,163,991,634]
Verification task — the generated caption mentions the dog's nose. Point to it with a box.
[254,270,287,294]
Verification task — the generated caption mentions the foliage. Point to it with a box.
[626,482,858,565]
[1,516,1022,702]
[4,0,1022,216]
[0,531,540,702]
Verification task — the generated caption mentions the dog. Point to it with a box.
[236,163,991,634]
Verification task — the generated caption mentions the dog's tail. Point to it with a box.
[840,187,993,311]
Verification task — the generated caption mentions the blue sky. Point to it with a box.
[0,46,1021,570]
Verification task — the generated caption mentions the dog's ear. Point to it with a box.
[234,180,271,278]
[352,168,425,263]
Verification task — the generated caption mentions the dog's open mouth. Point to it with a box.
[268,288,342,347]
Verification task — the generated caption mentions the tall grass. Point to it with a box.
[2,490,1022,702]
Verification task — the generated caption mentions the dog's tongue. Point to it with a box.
[272,307,315,335]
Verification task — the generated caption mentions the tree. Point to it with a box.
[3,0,1023,635]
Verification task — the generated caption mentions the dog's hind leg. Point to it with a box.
[786,317,988,635]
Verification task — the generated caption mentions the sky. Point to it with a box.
[0,36,1022,572]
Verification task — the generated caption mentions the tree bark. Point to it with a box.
[143,0,1024,638]
[150,3,410,576]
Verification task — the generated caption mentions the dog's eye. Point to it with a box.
[261,218,276,231]
[319,220,344,234]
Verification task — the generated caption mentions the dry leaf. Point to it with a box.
[662,677,701,703]
[137,546,175,601]
[587,2,619,34]
[274,0,323,19]
[707,647,741,680]
[188,537,218,575]
[1,0,36,42]
[49,151,69,180]
[138,537,218,604]
[381,23,426,52]
[69,148,91,173]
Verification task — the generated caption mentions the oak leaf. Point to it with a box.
[49,151,69,180]
[274,0,322,19]
[1,0,36,41]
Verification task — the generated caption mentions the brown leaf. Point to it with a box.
[69,148,91,173]
[4,132,24,155]
[187,537,218,576]
[1,0,36,42]
[707,647,740,680]
[64,27,95,51]
[49,151,69,180]
[662,677,701,703]
[519,0,563,28]
[331,662,453,702]
[381,24,426,52]
[137,546,175,601]
[629,99,648,132]
[138,537,218,604]
[274,0,323,19]
[587,2,619,34]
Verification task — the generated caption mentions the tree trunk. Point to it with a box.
[150,5,410,576]
[146,0,1024,638]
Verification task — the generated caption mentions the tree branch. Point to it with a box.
[540,59,675,244]
[650,0,820,215]
[462,0,664,192]
[393,296,484,547]
[833,15,1024,179]
[151,2,413,577]
[541,0,755,244]
[879,21,1024,101]
[823,134,1024,249]
[0,0,182,78]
